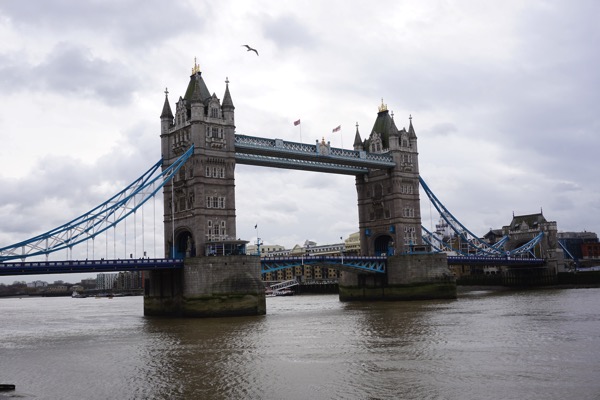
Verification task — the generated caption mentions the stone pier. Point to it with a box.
[338,253,456,301]
[144,255,266,317]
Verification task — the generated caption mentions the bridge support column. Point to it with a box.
[144,255,266,317]
[339,253,456,301]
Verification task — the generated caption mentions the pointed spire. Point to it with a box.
[160,87,174,119]
[353,121,363,149]
[222,77,235,110]
[408,114,416,138]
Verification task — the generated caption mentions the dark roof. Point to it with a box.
[509,213,547,230]
[160,94,173,119]
[184,72,211,103]
[408,117,416,139]
[365,108,399,149]
[222,81,234,110]
[353,124,362,148]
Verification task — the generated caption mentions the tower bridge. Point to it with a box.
[0,61,564,316]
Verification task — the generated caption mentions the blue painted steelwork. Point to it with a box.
[0,146,195,262]
[419,177,543,257]
[508,231,544,257]
[447,256,544,266]
[419,177,507,256]
[422,225,510,256]
[261,255,386,274]
[558,240,576,260]
[0,258,183,276]
[421,226,466,255]
[234,134,395,175]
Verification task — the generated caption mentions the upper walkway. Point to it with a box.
[234,135,395,175]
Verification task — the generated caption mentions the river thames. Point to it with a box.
[1,288,600,399]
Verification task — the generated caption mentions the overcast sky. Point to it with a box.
[1,0,599,284]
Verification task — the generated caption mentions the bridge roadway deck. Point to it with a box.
[0,258,183,276]
[447,256,545,266]
[0,255,546,276]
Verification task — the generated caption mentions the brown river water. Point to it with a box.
[1,288,600,399]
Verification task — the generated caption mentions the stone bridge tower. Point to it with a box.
[145,62,265,317]
[341,102,455,301]
[159,62,239,258]
[354,102,424,256]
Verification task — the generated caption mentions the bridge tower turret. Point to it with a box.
[146,60,265,317]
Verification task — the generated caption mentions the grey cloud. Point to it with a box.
[0,0,204,50]
[553,182,581,192]
[0,43,140,105]
[0,124,160,240]
[426,123,458,137]
[261,14,317,51]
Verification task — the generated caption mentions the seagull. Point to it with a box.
[242,44,259,56]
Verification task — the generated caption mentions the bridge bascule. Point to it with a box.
[0,63,563,316]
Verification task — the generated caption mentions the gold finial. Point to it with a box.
[378,98,388,112]
[321,136,326,144]
[192,57,201,74]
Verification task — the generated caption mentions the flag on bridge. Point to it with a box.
[294,119,301,126]
[332,125,341,132]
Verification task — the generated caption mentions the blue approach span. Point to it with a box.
[0,258,183,276]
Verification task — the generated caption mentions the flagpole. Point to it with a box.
[294,119,302,143]
[254,224,260,256]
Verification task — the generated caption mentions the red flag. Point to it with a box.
[332,125,341,132]
[294,119,301,126]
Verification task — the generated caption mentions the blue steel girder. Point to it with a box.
[234,134,395,175]
[508,231,544,257]
[447,256,545,266]
[0,146,195,262]
[261,256,386,274]
[0,258,183,276]
[419,177,505,256]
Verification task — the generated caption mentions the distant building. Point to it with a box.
[27,280,48,288]
[96,273,117,290]
[557,231,599,260]
[246,243,286,256]
[483,229,504,244]
[114,271,144,290]
[46,285,68,294]
[344,232,361,255]
[258,237,357,282]
[81,278,97,289]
